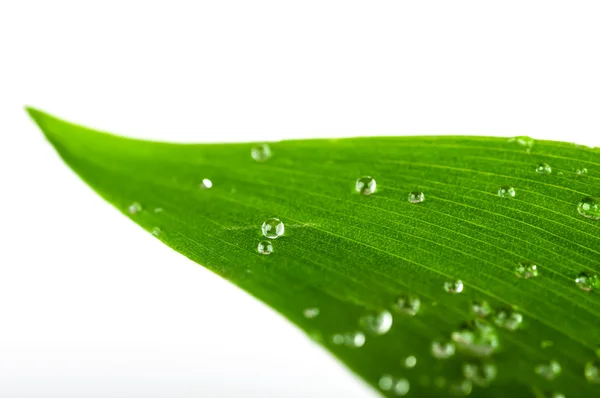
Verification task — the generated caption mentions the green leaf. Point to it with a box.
[28,107,600,397]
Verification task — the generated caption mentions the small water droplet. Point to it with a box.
[251,143,272,162]
[393,294,421,316]
[575,272,598,291]
[332,331,365,348]
[262,218,284,239]
[451,319,499,357]
[542,392,565,398]
[536,163,552,174]
[585,359,600,383]
[356,176,376,195]
[510,136,535,151]
[497,186,515,198]
[515,262,539,279]
[535,359,562,380]
[257,240,273,255]
[303,307,320,319]
[448,379,473,396]
[379,375,410,396]
[128,202,142,214]
[492,307,523,331]
[151,227,162,237]
[471,300,491,318]
[462,361,497,387]
[431,339,456,359]
[576,167,588,176]
[200,178,213,189]
[444,280,464,294]
[577,197,600,220]
[404,355,417,368]
[541,340,554,349]
[360,310,393,335]
[153,207,163,213]
[408,191,425,204]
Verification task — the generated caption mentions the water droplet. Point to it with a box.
[575,272,598,291]
[577,197,600,220]
[585,359,600,383]
[393,294,421,316]
[431,339,456,359]
[515,262,539,279]
[251,143,272,162]
[128,202,142,214]
[535,360,562,380]
[257,240,273,255]
[536,163,552,174]
[444,280,464,294]
[261,218,284,239]
[471,300,491,318]
[408,191,425,204]
[497,186,515,198]
[360,310,393,335]
[404,355,417,368]
[200,178,213,189]
[542,392,565,398]
[510,136,535,151]
[356,176,376,195]
[462,361,497,387]
[576,167,588,176]
[379,375,410,396]
[448,379,473,396]
[303,307,320,319]
[541,340,553,349]
[332,331,365,348]
[451,319,500,357]
[492,308,523,331]
[153,207,163,213]
[151,227,162,237]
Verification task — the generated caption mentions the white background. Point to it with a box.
[1,1,600,397]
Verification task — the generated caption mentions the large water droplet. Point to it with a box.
[404,355,417,368]
[515,262,539,279]
[585,359,600,383]
[408,191,425,204]
[251,143,272,162]
[303,307,320,319]
[575,272,598,291]
[360,310,393,335]
[356,176,376,195]
[451,320,499,357]
[497,186,515,198]
[462,361,497,387]
[492,308,523,331]
[510,136,535,151]
[332,331,365,348]
[471,300,491,318]
[128,202,142,214]
[200,178,213,189]
[535,360,562,380]
[444,280,464,294]
[448,379,473,396]
[379,375,410,396]
[257,240,273,255]
[431,339,456,359]
[577,197,600,220]
[393,294,421,316]
[262,218,284,239]
[536,163,552,174]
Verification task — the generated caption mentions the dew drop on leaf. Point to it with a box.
[431,339,456,359]
[448,379,473,396]
[359,310,393,335]
[471,300,491,318]
[379,375,410,396]
[257,240,273,255]
[535,359,562,380]
[451,319,499,357]
[355,176,376,195]
[200,178,213,189]
[403,355,417,368]
[393,294,421,316]
[497,186,515,198]
[575,272,598,291]
[535,163,552,174]
[332,331,365,348]
[515,262,539,279]
[541,340,553,349]
[462,361,497,387]
[509,136,534,151]
[576,167,588,176]
[303,307,320,319]
[444,280,464,294]
[492,307,523,331]
[408,191,425,203]
[542,392,565,398]
[577,196,600,220]
[261,218,285,239]
[128,202,142,214]
[251,143,272,162]
[151,227,162,237]
[585,359,600,383]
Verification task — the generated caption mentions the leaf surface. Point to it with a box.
[28,108,600,397]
